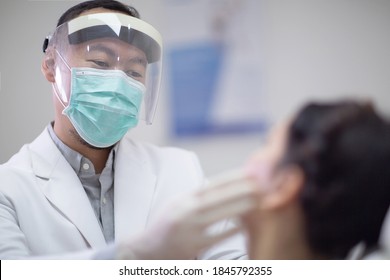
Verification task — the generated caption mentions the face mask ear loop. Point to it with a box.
[52,49,71,109]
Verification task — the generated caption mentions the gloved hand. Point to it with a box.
[117,169,260,259]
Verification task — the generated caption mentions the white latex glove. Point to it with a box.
[117,169,259,259]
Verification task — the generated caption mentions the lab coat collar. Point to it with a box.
[113,136,157,242]
[28,129,107,249]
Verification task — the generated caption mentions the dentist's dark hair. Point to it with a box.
[43,0,140,53]
[57,0,140,27]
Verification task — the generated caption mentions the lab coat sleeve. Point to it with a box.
[0,191,100,260]
[0,191,30,258]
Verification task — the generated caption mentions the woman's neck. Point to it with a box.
[248,204,314,260]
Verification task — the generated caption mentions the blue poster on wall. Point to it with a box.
[165,0,268,137]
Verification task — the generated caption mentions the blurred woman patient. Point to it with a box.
[242,100,390,259]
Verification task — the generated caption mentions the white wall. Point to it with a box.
[1,0,390,176]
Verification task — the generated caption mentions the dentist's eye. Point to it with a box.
[126,70,143,79]
[88,60,109,68]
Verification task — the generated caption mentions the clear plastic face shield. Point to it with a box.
[45,12,163,125]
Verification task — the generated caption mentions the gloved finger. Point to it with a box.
[157,188,254,237]
[164,171,259,223]
[190,170,261,221]
[196,168,291,226]
[169,190,258,228]
[203,168,247,190]
[191,195,258,226]
[197,177,258,209]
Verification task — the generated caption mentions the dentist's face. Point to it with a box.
[65,38,147,84]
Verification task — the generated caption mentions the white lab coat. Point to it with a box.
[0,128,245,259]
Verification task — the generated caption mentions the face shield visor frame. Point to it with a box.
[46,12,163,125]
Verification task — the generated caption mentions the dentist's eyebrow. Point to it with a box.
[127,56,147,67]
[87,44,116,58]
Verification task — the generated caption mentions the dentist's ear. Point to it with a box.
[260,165,304,210]
[41,48,56,83]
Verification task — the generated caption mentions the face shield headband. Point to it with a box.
[45,12,163,125]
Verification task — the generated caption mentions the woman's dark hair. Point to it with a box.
[282,100,390,259]
[57,0,140,27]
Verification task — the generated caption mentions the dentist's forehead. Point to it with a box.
[64,11,162,64]
[72,39,147,63]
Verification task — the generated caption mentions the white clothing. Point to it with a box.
[363,207,390,259]
[0,129,245,259]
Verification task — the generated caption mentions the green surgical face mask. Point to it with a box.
[62,67,145,148]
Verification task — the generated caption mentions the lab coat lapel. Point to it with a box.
[114,139,157,242]
[29,129,106,248]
